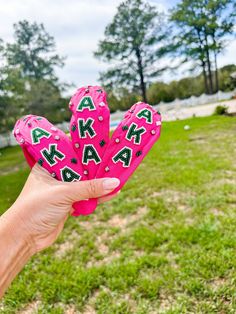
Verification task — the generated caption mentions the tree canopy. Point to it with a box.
[5,20,64,81]
[94,0,168,102]
[0,20,68,133]
[169,0,236,94]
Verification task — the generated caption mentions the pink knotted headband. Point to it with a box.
[13,86,162,216]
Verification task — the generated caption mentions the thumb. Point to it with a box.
[63,177,120,201]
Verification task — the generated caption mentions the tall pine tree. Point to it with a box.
[94,0,168,102]
[5,20,64,81]
[169,0,236,94]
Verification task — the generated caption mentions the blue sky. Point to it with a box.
[0,0,235,95]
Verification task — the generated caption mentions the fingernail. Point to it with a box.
[103,178,120,191]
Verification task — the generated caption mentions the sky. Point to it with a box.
[0,0,235,95]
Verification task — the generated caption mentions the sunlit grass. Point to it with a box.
[0,115,235,313]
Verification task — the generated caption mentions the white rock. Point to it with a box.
[184,125,190,130]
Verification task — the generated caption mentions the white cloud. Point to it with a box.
[0,0,235,96]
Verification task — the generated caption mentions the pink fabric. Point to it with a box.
[13,115,98,215]
[95,102,161,195]
[13,115,84,181]
[69,86,110,216]
[13,87,162,218]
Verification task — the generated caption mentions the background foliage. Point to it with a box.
[0,0,236,130]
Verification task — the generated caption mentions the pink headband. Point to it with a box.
[13,86,161,216]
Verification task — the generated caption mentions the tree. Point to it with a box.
[0,21,67,134]
[22,79,70,123]
[205,0,236,92]
[5,20,64,81]
[169,0,236,94]
[218,64,236,91]
[94,0,168,102]
[146,64,236,105]
[0,39,26,133]
[147,82,175,105]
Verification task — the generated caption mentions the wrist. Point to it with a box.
[0,208,34,298]
[0,206,35,258]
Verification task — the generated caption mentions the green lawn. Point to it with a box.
[0,115,235,313]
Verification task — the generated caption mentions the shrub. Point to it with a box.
[214,105,228,115]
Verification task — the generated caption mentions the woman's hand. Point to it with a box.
[0,164,119,298]
[2,164,120,254]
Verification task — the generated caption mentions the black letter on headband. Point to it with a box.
[83,145,101,165]
[112,147,132,167]
[77,96,96,111]
[41,144,65,166]
[61,166,81,182]
[126,122,146,144]
[31,127,51,144]
[137,108,152,124]
[78,118,96,138]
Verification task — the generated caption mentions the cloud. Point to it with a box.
[0,0,235,96]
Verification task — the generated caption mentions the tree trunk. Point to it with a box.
[212,33,219,93]
[135,48,147,102]
[201,59,209,94]
[204,35,214,94]
[206,49,214,94]
[196,28,209,94]
[214,50,219,93]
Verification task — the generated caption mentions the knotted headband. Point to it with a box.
[13,86,162,216]
[69,86,110,215]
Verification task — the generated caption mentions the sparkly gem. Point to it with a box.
[38,158,44,166]
[15,129,20,135]
[71,125,76,132]
[151,130,156,135]
[85,88,89,93]
[136,150,142,157]
[27,122,32,127]
[83,170,88,175]
[122,125,129,131]
[69,101,73,106]
[105,166,110,172]
[156,121,161,126]
[96,89,103,93]
[71,158,77,164]
[98,116,103,121]
[51,172,56,178]
[99,102,105,107]
[51,127,57,131]
[20,138,25,144]
[54,135,60,140]
[75,143,80,148]
[115,138,120,143]
[100,140,105,147]
[37,117,43,120]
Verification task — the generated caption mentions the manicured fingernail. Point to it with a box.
[103,178,120,191]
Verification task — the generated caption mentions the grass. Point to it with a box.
[0,115,235,313]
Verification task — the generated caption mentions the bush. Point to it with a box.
[214,105,228,115]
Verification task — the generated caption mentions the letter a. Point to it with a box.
[77,96,96,111]
[31,127,51,144]
[61,166,81,182]
[112,147,132,167]
[83,145,101,165]
[137,108,153,124]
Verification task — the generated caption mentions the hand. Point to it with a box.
[3,164,120,254]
